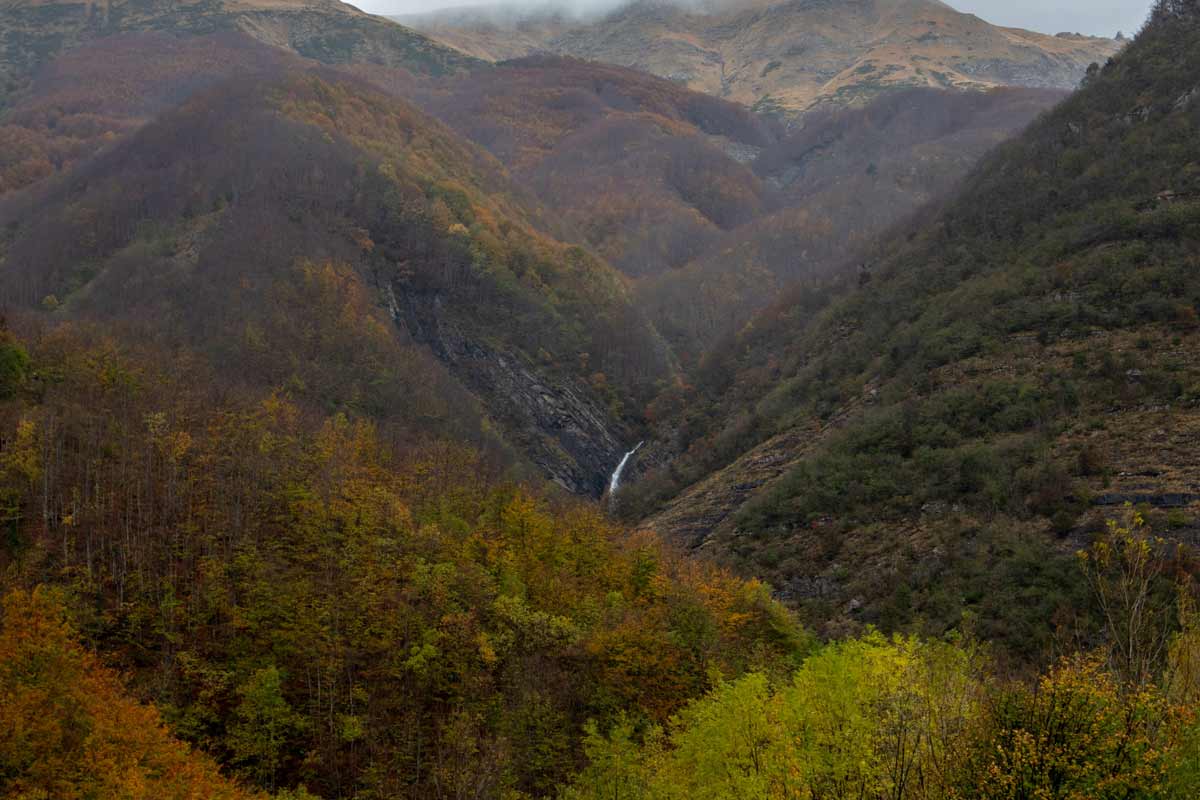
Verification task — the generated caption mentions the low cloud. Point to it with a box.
[365,0,1150,38]
[374,0,734,23]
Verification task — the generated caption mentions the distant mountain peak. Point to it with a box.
[405,0,1121,113]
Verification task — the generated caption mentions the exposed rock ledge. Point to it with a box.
[389,285,625,496]
[1092,492,1199,508]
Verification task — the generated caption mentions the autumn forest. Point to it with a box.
[1,0,1200,798]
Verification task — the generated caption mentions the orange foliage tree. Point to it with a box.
[0,587,261,799]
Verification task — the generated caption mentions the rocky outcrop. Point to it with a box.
[1092,492,1200,508]
[1174,84,1200,111]
[390,284,626,497]
[952,54,1097,91]
[642,423,826,548]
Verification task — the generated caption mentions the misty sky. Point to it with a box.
[362,0,1154,38]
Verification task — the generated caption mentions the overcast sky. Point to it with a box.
[949,1,1151,36]
[361,0,1153,38]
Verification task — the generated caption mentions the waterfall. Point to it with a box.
[608,441,644,496]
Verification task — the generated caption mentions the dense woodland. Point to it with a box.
[0,33,1067,369]
[0,62,676,493]
[0,321,803,797]
[1,0,1200,798]
[640,86,1064,359]
[386,55,777,278]
[0,316,1196,797]
[386,60,1065,362]
[0,32,301,195]
[623,0,1200,652]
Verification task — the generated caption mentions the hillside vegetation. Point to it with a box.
[640,85,1064,359]
[390,54,776,278]
[1,588,265,799]
[371,58,1065,359]
[625,0,1200,655]
[566,575,1200,800]
[0,322,805,797]
[0,65,671,493]
[0,23,1071,385]
[2,2,1199,798]
[0,0,476,107]
[0,31,301,196]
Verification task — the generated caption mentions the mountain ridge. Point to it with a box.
[402,0,1122,113]
[0,0,479,107]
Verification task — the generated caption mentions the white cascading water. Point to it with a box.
[608,441,644,496]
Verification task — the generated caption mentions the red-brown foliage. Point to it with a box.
[376,55,776,276]
[0,32,301,196]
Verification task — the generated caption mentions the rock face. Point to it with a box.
[0,0,476,99]
[1093,493,1200,508]
[403,0,1122,115]
[390,285,625,497]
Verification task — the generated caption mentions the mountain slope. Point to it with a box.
[624,2,1200,654]
[405,0,1120,114]
[0,31,303,195]
[0,68,670,494]
[0,15,1066,497]
[0,589,263,799]
[0,0,478,107]
[0,323,806,798]
[370,56,1061,329]
[638,85,1064,359]
[386,54,776,277]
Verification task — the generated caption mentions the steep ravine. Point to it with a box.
[389,284,629,497]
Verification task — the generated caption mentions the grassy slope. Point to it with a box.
[406,0,1119,114]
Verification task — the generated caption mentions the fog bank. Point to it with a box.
[364,0,1151,38]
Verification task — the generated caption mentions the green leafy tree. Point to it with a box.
[229,666,306,790]
[559,715,656,800]
[0,336,29,400]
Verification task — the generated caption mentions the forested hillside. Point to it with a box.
[0,31,301,195]
[0,321,805,797]
[2,321,1196,799]
[0,17,1072,404]
[362,58,1065,360]
[0,56,673,494]
[1,0,1199,797]
[625,0,1200,655]
[639,85,1064,359]
[385,55,775,278]
[563,606,1200,799]
[1,588,265,798]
